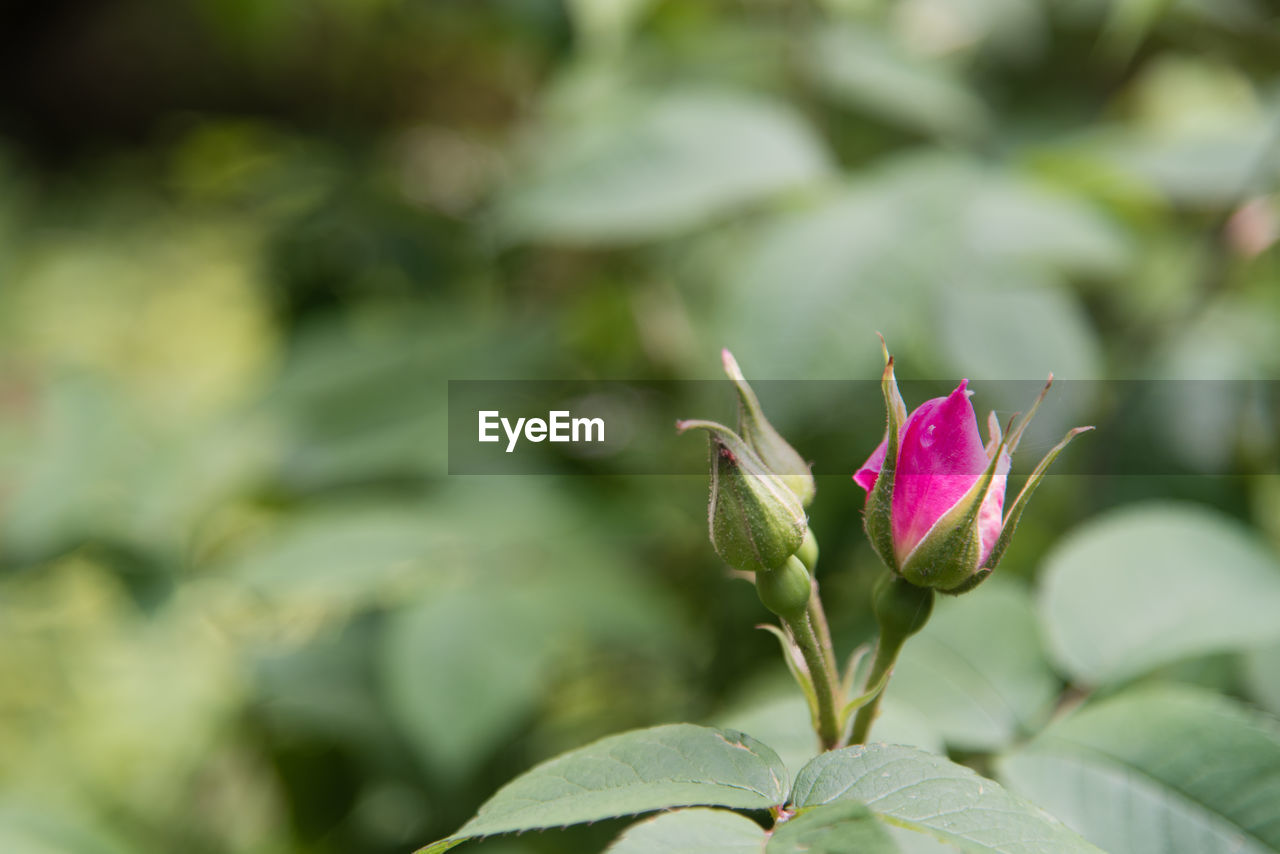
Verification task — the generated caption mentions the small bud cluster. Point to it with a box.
[677,338,1092,751]
[677,350,817,618]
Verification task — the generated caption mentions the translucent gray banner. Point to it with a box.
[448,380,1279,475]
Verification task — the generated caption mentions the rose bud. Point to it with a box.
[677,419,808,574]
[854,342,1092,594]
[756,554,813,620]
[721,349,816,507]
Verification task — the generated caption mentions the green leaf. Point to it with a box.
[713,180,920,379]
[1244,643,1280,718]
[790,744,1103,853]
[938,279,1102,385]
[840,659,894,720]
[1087,128,1278,205]
[885,582,1060,751]
[715,687,944,783]
[607,809,766,854]
[883,826,964,853]
[960,182,1130,278]
[1,376,270,565]
[768,801,898,853]
[1152,300,1280,471]
[500,91,830,244]
[563,0,654,54]
[997,686,1280,854]
[711,155,1124,381]
[229,506,449,608]
[381,586,561,779]
[714,691,821,786]
[873,697,947,757]
[421,725,789,853]
[382,561,683,780]
[754,627,820,737]
[253,625,396,753]
[804,24,989,140]
[1038,503,1280,685]
[0,800,135,854]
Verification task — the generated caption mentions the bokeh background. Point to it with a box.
[1,1,1279,852]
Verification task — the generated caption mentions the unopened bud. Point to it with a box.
[756,555,812,620]
[722,349,816,506]
[855,341,1092,594]
[796,528,819,573]
[677,419,807,573]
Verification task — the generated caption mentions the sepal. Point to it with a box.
[979,425,1094,574]
[897,437,1006,590]
[722,349,816,506]
[864,352,906,573]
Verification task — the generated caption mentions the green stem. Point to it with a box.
[848,631,906,745]
[786,610,841,751]
[807,581,838,685]
[850,575,935,745]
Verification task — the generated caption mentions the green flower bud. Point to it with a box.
[722,349,816,506]
[756,555,812,620]
[796,528,819,573]
[873,574,934,642]
[677,419,807,573]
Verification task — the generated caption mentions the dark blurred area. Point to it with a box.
[0,1,1278,852]
[0,0,563,160]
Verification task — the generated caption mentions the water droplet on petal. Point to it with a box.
[920,424,936,448]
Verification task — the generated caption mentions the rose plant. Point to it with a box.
[416,342,1276,854]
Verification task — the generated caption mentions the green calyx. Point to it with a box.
[722,349,816,507]
[677,419,807,573]
[756,555,813,620]
[898,436,1007,592]
[864,345,907,573]
[981,424,1095,573]
[873,573,934,642]
[971,378,1093,582]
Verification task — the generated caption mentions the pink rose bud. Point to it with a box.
[854,340,1092,594]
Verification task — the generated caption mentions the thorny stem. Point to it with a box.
[785,609,842,751]
[806,580,838,684]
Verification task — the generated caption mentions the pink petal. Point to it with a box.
[891,381,991,561]
[978,450,1011,565]
[853,435,889,492]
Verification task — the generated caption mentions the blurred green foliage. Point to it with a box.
[0,0,1278,852]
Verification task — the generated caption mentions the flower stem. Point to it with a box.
[850,575,935,745]
[785,609,841,751]
[807,581,837,680]
[848,631,906,745]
